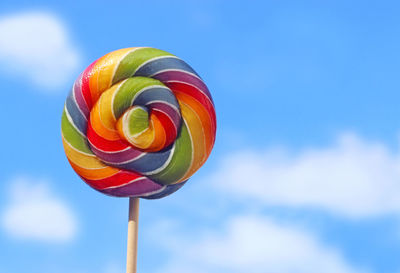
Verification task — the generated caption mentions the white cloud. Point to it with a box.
[0,11,80,90]
[1,176,78,242]
[209,132,400,218]
[152,215,367,273]
[103,262,124,273]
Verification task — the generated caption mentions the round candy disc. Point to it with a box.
[61,47,216,199]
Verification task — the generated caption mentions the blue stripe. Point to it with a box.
[66,91,87,135]
[132,87,179,108]
[110,146,173,174]
[135,57,200,78]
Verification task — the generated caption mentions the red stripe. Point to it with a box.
[166,82,216,132]
[81,60,97,110]
[82,170,143,190]
[152,110,177,148]
[87,119,130,152]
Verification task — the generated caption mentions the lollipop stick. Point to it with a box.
[126,197,140,273]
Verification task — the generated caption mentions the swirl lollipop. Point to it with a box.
[61,47,216,272]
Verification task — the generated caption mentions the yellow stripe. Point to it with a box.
[179,102,206,182]
[90,96,120,141]
[97,48,134,91]
[89,48,136,104]
[62,138,119,179]
[63,137,107,169]
[146,113,166,152]
[117,110,156,150]
[176,91,214,155]
[68,159,119,180]
[98,84,119,131]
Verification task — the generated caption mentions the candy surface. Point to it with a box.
[61,47,216,198]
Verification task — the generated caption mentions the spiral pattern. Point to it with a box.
[61,47,216,199]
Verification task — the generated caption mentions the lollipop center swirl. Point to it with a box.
[90,76,182,155]
[116,105,163,152]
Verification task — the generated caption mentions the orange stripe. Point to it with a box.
[116,108,168,152]
[63,138,103,167]
[98,84,119,131]
[62,138,119,179]
[89,48,136,104]
[89,53,110,103]
[178,102,206,182]
[62,134,120,181]
[175,91,214,155]
[116,110,154,149]
[146,113,166,152]
[90,97,121,141]
[97,48,134,92]
[68,159,119,180]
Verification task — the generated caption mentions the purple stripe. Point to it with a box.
[73,73,90,118]
[89,142,144,164]
[148,102,181,129]
[143,181,187,199]
[153,70,213,103]
[99,177,164,197]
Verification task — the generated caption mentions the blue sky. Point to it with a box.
[0,0,400,272]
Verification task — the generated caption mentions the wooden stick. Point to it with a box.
[126,197,140,273]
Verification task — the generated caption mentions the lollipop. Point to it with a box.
[61,47,216,272]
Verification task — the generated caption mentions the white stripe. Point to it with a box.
[125,108,151,139]
[146,103,178,133]
[123,111,150,142]
[141,143,176,176]
[139,184,167,197]
[181,100,207,156]
[86,138,130,154]
[72,84,88,121]
[61,134,97,158]
[160,78,214,107]
[145,99,180,113]
[76,73,90,111]
[110,47,142,83]
[97,93,119,134]
[178,118,195,182]
[103,176,147,189]
[111,79,129,119]
[150,68,201,80]
[130,85,171,106]
[103,177,169,198]
[64,104,86,138]
[132,55,180,76]
[101,151,147,166]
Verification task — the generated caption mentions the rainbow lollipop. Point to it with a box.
[61,47,216,272]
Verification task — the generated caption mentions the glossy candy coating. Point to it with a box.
[61,47,216,198]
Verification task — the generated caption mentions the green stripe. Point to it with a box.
[149,122,192,185]
[127,107,149,135]
[112,47,174,84]
[61,109,93,154]
[113,77,165,118]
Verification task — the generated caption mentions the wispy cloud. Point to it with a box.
[209,132,400,218]
[1,176,78,242]
[103,262,124,273]
[0,11,80,90]
[152,214,368,273]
